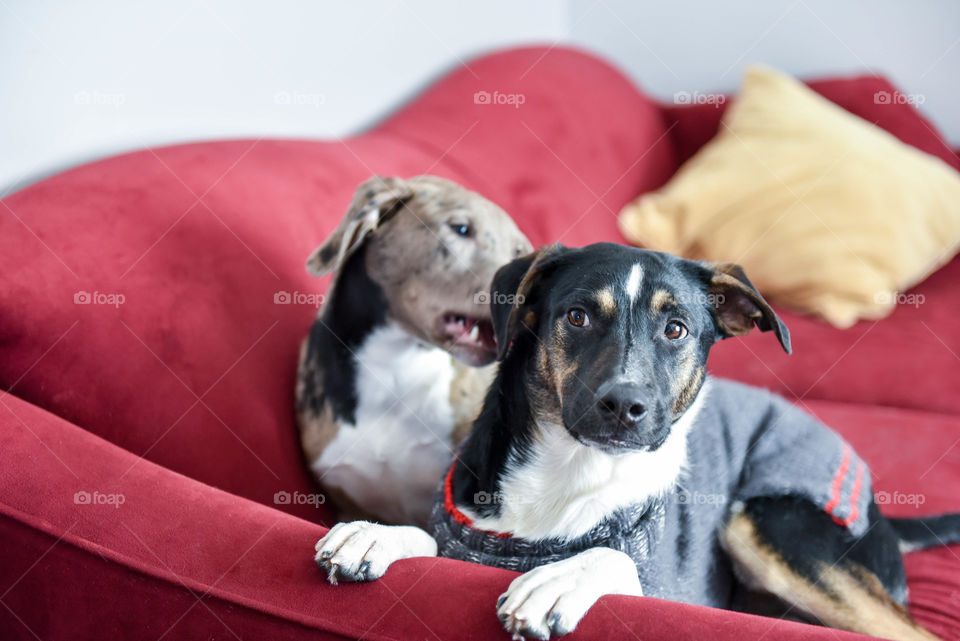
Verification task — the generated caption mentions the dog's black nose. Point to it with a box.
[596,382,648,428]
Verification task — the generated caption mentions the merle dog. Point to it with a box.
[297,176,529,526]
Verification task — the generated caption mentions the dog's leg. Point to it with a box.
[314,521,437,583]
[497,547,642,640]
[722,497,940,641]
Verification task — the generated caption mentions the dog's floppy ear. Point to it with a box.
[306,176,415,276]
[703,262,791,354]
[491,244,564,361]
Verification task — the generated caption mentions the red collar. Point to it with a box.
[443,460,513,539]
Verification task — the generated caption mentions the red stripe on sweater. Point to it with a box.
[824,444,851,519]
[831,460,865,528]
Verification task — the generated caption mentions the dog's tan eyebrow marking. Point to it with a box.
[624,263,643,302]
[649,289,677,315]
[596,288,616,315]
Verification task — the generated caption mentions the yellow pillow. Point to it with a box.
[619,65,960,328]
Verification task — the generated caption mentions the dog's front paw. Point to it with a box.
[313,521,437,585]
[496,568,591,640]
[314,521,391,583]
[496,548,643,640]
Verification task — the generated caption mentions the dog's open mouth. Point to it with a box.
[440,313,497,366]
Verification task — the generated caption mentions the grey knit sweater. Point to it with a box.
[429,378,871,608]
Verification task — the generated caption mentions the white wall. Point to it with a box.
[1,1,957,195]
[0,0,565,194]
[568,1,960,144]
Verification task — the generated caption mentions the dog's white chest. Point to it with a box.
[465,384,710,540]
[314,322,455,525]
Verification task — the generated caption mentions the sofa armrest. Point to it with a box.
[0,392,876,641]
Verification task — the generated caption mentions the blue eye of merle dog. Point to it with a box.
[567,308,590,328]
[664,321,688,340]
[448,222,472,237]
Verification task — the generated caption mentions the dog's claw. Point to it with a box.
[547,613,570,637]
[522,626,550,641]
[358,560,372,580]
[326,563,340,584]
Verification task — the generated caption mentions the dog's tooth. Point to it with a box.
[457,316,466,325]
[469,325,479,341]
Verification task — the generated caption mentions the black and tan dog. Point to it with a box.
[297,175,530,526]
[314,243,960,640]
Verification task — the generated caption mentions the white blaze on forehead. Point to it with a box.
[624,263,644,302]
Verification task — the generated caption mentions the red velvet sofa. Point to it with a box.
[2,46,959,641]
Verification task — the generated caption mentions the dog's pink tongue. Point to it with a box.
[444,316,472,341]
[444,315,496,352]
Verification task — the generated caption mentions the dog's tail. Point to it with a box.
[889,513,960,552]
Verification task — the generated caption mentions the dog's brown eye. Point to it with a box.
[567,308,589,328]
[449,222,472,237]
[664,321,688,340]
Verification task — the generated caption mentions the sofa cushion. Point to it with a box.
[705,251,960,417]
[620,65,960,329]
[378,46,678,247]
